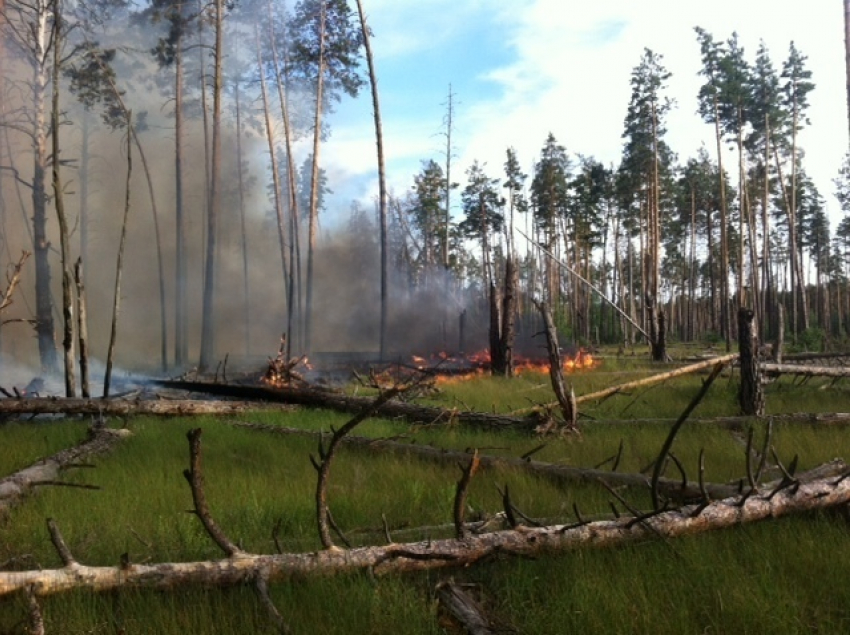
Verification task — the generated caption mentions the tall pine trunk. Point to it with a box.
[51,0,75,396]
[198,0,224,371]
[355,0,388,360]
[304,3,327,355]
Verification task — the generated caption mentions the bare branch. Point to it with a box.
[183,428,244,557]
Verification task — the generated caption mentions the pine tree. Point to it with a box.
[695,26,733,350]
[780,41,816,337]
[289,0,364,353]
[531,133,570,303]
[620,48,672,360]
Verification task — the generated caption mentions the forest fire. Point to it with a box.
[411,349,598,385]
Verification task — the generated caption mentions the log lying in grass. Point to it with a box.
[153,380,543,431]
[0,398,297,417]
[227,421,848,502]
[0,426,131,515]
[3,467,849,598]
[760,363,850,379]
[580,413,850,427]
[510,354,739,415]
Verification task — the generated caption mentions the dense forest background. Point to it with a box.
[1,0,849,389]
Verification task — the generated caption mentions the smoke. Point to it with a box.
[0,10,498,381]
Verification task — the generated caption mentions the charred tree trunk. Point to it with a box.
[74,259,90,398]
[497,256,518,376]
[773,303,785,363]
[738,307,764,417]
[488,282,503,374]
[651,308,667,362]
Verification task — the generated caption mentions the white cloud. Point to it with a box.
[323,1,848,225]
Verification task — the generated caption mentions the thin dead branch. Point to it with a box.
[184,428,244,557]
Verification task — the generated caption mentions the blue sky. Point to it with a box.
[315,0,848,230]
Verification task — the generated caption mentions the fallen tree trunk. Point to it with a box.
[227,421,847,502]
[761,363,850,378]
[0,398,297,417]
[575,354,739,405]
[153,380,542,431]
[512,354,739,415]
[0,426,131,515]
[580,413,850,427]
[779,351,850,362]
[5,468,849,598]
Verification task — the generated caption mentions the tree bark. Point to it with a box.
[153,380,544,432]
[198,0,225,371]
[760,363,850,378]
[534,300,576,428]
[738,307,764,416]
[74,259,90,398]
[0,398,297,417]
[51,2,75,397]
[6,469,850,598]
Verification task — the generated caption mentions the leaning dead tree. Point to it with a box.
[533,299,577,430]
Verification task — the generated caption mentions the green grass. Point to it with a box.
[1,357,850,633]
[0,420,90,475]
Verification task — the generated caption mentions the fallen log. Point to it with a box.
[0,398,297,417]
[153,380,543,432]
[227,421,847,502]
[761,363,850,379]
[5,468,849,598]
[0,426,131,515]
[512,354,739,415]
[576,413,850,427]
[779,351,850,362]
[575,354,739,405]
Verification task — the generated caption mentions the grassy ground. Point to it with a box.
[1,352,849,633]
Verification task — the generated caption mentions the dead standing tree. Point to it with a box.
[738,307,765,416]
